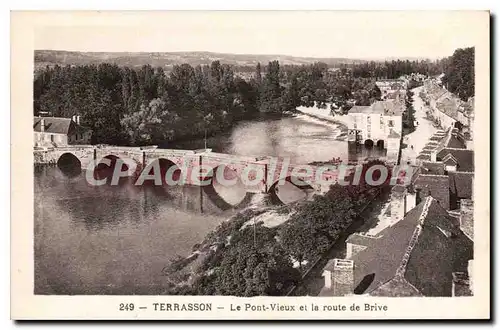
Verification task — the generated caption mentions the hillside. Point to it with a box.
[34,50,367,71]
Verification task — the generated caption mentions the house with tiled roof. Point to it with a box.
[321,196,473,297]
[376,79,407,100]
[413,127,474,212]
[34,116,92,147]
[422,79,474,133]
[347,100,404,164]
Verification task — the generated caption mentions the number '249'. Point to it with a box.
[119,303,135,311]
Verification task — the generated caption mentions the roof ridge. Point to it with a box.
[442,147,473,151]
[394,196,433,277]
[442,153,458,164]
[417,174,448,178]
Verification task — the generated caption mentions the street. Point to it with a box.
[400,86,439,164]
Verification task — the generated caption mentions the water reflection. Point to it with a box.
[34,115,386,295]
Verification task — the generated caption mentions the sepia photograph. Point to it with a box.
[11,10,490,320]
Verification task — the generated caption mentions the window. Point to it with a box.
[50,135,54,142]
[388,120,394,127]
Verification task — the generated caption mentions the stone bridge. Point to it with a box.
[34,145,346,205]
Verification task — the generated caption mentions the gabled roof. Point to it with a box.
[421,162,445,175]
[33,116,90,135]
[417,154,431,161]
[34,117,72,134]
[446,134,467,149]
[448,172,474,210]
[370,275,423,297]
[436,97,460,121]
[413,174,450,210]
[403,200,473,296]
[442,153,458,165]
[351,197,473,297]
[436,148,474,172]
[348,100,404,116]
[351,200,427,294]
[372,100,404,116]
[346,234,380,247]
[348,106,372,114]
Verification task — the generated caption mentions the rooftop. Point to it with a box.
[33,116,90,135]
[348,106,372,114]
[436,148,474,172]
[372,100,404,116]
[446,134,467,149]
[348,100,404,116]
[449,172,474,209]
[421,162,445,175]
[414,174,450,210]
[350,197,473,297]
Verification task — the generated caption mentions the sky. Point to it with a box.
[34,11,487,60]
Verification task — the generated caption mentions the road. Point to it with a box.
[400,86,439,164]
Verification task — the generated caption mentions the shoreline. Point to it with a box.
[293,106,349,140]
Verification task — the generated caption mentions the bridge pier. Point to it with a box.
[35,145,348,205]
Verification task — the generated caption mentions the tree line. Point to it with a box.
[34,55,465,146]
[170,160,393,296]
[441,47,474,101]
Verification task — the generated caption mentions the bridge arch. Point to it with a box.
[268,176,314,205]
[93,154,138,185]
[201,164,250,210]
[136,158,183,187]
[364,139,374,148]
[56,152,82,177]
[376,140,385,149]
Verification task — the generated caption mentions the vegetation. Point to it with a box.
[403,87,416,134]
[346,59,446,79]
[34,54,460,146]
[168,160,392,296]
[442,47,475,101]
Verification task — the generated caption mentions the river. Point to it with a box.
[34,113,385,295]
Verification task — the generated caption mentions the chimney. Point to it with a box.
[405,186,417,213]
[471,177,474,202]
[332,259,354,296]
[40,118,45,132]
[430,149,437,162]
[468,259,474,295]
[451,272,472,297]
[459,199,474,240]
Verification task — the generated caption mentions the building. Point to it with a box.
[414,127,474,212]
[347,99,404,149]
[375,79,407,100]
[33,115,92,147]
[321,196,473,297]
[422,79,474,132]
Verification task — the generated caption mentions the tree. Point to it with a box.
[442,47,474,101]
[259,60,283,113]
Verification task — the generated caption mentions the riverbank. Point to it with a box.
[159,199,297,295]
[294,105,349,140]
